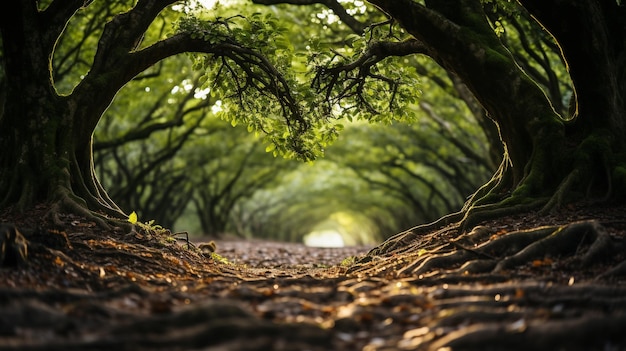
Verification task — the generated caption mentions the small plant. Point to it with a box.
[128,211,167,232]
[128,211,138,225]
[340,256,356,267]
[127,211,184,247]
[210,252,230,264]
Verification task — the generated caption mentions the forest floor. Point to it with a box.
[1,202,626,350]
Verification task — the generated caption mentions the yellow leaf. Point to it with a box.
[128,211,138,224]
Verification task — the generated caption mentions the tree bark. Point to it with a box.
[368,0,626,206]
[520,0,626,136]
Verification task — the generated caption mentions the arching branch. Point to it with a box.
[313,38,427,113]
[252,0,367,34]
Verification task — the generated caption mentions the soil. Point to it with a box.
[1,202,626,350]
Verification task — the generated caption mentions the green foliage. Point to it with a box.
[340,256,357,267]
[176,8,421,161]
[177,14,330,161]
[128,211,168,233]
[210,252,231,264]
[308,26,420,124]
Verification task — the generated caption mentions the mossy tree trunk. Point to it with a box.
[368,0,626,213]
[0,2,122,223]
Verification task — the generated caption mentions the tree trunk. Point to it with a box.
[0,1,125,223]
[369,0,626,210]
[0,91,123,222]
[518,0,626,201]
[0,49,122,222]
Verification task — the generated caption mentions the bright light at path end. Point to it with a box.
[304,230,345,247]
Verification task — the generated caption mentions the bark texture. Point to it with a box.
[367,0,626,213]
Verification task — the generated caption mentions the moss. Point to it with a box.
[340,256,356,267]
[210,252,230,264]
[572,130,613,180]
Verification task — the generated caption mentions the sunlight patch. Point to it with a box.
[197,0,218,10]
[304,230,345,247]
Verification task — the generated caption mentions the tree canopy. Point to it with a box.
[88,0,497,243]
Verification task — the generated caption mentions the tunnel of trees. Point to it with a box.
[1,0,625,268]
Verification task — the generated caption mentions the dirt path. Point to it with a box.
[211,238,372,267]
[2,205,626,350]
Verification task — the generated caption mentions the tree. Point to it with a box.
[329,103,493,226]
[0,0,320,227]
[186,129,297,237]
[94,65,213,228]
[365,0,626,213]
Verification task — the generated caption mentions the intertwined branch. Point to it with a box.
[312,38,428,114]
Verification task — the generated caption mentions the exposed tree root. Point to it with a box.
[0,293,332,351]
[37,188,135,247]
[598,259,626,279]
[428,311,626,351]
[0,224,28,267]
[352,206,626,289]
[2,203,626,350]
[540,169,581,213]
[1,198,172,278]
[389,220,617,278]
[459,197,547,232]
[362,186,554,264]
[493,220,612,272]
[362,211,465,259]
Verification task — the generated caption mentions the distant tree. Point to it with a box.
[329,90,493,226]
[94,65,213,228]
[185,130,297,237]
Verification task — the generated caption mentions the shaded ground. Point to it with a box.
[210,239,371,267]
[1,203,626,350]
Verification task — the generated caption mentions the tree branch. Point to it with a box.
[252,0,367,33]
[92,0,178,70]
[313,38,427,112]
[39,0,87,52]
[93,77,212,151]
[75,26,308,153]
[519,0,625,125]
